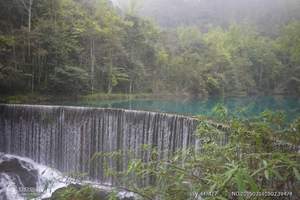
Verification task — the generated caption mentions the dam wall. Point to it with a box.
[0,104,198,184]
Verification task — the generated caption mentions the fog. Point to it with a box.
[112,0,300,33]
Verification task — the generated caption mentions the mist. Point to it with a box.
[112,0,300,34]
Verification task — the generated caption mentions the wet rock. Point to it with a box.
[0,182,8,200]
[0,155,38,188]
[0,168,28,200]
[0,192,8,200]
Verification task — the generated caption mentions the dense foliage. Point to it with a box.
[0,0,300,97]
[101,109,300,200]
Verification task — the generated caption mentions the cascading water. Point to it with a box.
[0,153,70,200]
[0,153,134,200]
[0,104,198,186]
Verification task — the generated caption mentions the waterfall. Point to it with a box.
[0,104,198,185]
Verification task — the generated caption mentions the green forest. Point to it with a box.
[1,0,300,99]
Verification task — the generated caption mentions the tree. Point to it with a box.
[49,66,89,95]
[0,0,299,97]
[277,21,300,95]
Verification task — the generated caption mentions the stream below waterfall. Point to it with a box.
[0,153,71,200]
[0,154,134,200]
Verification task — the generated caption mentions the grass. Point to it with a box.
[0,93,51,104]
[0,92,182,105]
[80,92,182,102]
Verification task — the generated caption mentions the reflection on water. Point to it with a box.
[69,96,299,120]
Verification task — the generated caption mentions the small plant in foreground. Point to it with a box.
[99,107,300,200]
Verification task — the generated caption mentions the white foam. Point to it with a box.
[0,154,135,200]
[0,173,25,200]
[1,154,68,199]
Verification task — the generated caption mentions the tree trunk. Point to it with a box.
[13,43,17,69]
[31,70,34,93]
[259,65,264,90]
[129,80,133,94]
[18,0,33,57]
[27,0,33,57]
[90,39,95,94]
[107,48,113,94]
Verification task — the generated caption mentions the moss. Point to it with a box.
[1,94,51,104]
[49,184,108,200]
[165,184,190,200]
[48,184,135,200]
[81,92,186,102]
[81,93,152,101]
[0,92,187,105]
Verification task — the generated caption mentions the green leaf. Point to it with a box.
[293,167,300,181]
[234,170,246,192]
[264,170,270,180]
[272,170,284,181]
[262,160,268,167]
[242,170,258,191]
[209,183,217,192]
[216,197,228,200]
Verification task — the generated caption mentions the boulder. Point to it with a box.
[49,184,135,200]
[0,155,38,188]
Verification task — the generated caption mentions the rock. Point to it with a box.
[120,196,135,200]
[0,155,38,188]
[0,182,8,200]
[49,184,135,200]
[0,154,135,200]
[0,172,25,200]
[50,184,108,200]
[0,192,8,200]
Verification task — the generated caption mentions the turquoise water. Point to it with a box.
[72,96,300,120]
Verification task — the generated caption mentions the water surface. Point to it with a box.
[70,96,300,120]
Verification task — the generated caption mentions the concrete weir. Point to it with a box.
[0,104,198,185]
